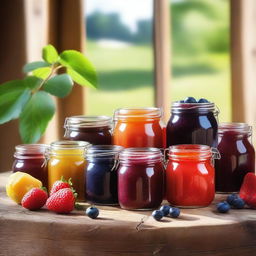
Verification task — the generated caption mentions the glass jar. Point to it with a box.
[166,145,217,207]
[113,108,165,148]
[215,123,255,193]
[64,116,112,145]
[47,141,89,201]
[12,144,48,187]
[166,102,219,148]
[118,148,164,210]
[86,145,123,205]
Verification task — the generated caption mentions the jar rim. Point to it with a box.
[50,140,90,150]
[171,102,216,113]
[64,115,112,128]
[218,122,252,134]
[86,145,123,157]
[114,107,162,120]
[15,144,48,154]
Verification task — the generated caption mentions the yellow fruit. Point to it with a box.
[6,172,42,204]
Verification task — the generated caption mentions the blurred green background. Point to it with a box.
[85,0,231,122]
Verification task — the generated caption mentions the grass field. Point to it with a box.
[85,41,231,122]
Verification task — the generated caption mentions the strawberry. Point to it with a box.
[21,187,48,210]
[50,177,72,196]
[46,188,75,214]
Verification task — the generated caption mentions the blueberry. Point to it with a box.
[232,198,245,209]
[152,210,164,221]
[217,202,230,213]
[198,98,209,103]
[169,207,180,218]
[160,205,171,216]
[86,206,99,219]
[184,97,197,103]
[227,193,238,205]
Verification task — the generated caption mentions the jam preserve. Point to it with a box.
[64,116,112,145]
[12,144,48,187]
[113,108,165,148]
[215,123,255,193]
[118,148,164,210]
[166,145,217,207]
[166,102,218,148]
[86,145,123,205]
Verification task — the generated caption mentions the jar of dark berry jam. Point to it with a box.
[64,116,112,145]
[166,102,219,148]
[215,123,255,193]
[166,144,218,207]
[85,145,123,205]
[12,144,48,187]
[118,148,164,210]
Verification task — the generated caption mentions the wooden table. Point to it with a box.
[0,172,256,256]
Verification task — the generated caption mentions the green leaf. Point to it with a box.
[0,80,31,124]
[24,76,42,90]
[19,91,55,143]
[32,67,51,79]
[23,61,51,73]
[59,50,97,88]
[42,44,59,64]
[43,74,73,98]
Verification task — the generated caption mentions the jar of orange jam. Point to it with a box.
[47,141,90,201]
[166,145,219,207]
[113,108,164,148]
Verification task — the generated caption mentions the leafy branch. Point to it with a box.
[0,44,97,143]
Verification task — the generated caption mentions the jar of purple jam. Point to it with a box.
[64,116,112,145]
[118,148,164,210]
[166,101,219,147]
[215,123,255,193]
[12,144,48,187]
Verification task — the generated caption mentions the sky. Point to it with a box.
[85,0,153,32]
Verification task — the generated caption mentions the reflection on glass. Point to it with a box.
[85,0,154,116]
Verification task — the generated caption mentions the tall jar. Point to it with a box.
[86,145,123,205]
[166,102,218,148]
[12,144,48,187]
[113,108,164,148]
[47,141,90,201]
[215,123,255,193]
[64,116,112,145]
[118,148,164,210]
[166,145,217,207]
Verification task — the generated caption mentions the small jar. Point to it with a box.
[215,123,255,193]
[47,141,90,201]
[118,148,164,210]
[86,145,123,205]
[166,102,219,147]
[64,116,112,145]
[166,145,217,207]
[12,144,48,187]
[113,108,165,148]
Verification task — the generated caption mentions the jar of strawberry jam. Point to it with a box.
[166,102,219,147]
[166,144,219,207]
[12,144,48,187]
[113,108,165,148]
[215,123,255,193]
[64,116,112,145]
[118,148,164,210]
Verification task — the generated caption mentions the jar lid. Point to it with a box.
[86,145,123,158]
[64,116,112,129]
[218,123,252,135]
[114,108,162,121]
[14,144,48,159]
[171,102,216,114]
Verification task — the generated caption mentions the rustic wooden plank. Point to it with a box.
[153,0,171,122]
[1,172,256,255]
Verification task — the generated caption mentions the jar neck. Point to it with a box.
[86,145,123,160]
[171,102,217,114]
[218,123,252,138]
[114,108,162,122]
[14,144,48,159]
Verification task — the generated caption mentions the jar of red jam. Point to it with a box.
[64,116,112,145]
[12,144,48,187]
[118,148,164,210]
[113,108,165,148]
[166,145,218,207]
[215,123,255,193]
[166,102,219,147]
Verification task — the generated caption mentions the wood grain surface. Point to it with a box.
[0,172,256,256]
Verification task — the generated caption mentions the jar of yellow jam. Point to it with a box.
[47,141,90,201]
